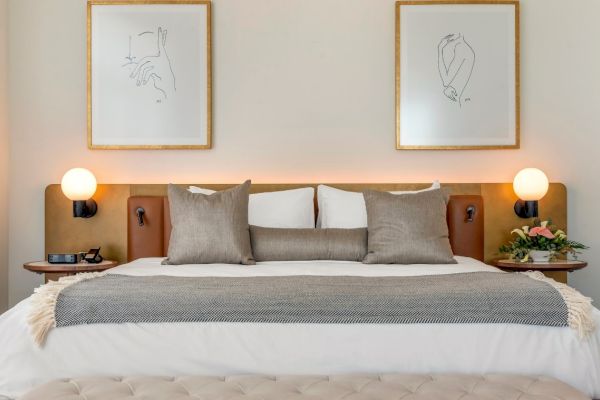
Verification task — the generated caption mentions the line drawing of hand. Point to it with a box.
[437,33,475,107]
[444,86,458,102]
[128,27,176,100]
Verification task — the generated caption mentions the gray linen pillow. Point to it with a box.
[362,188,456,264]
[163,181,255,265]
[250,226,367,262]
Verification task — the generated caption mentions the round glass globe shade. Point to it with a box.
[513,168,549,201]
[61,168,97,201]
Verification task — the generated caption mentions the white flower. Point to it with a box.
[512,229,527,240]
[554,229,567,239]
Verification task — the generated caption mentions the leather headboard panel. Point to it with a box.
[127,197,166,262]
[128,195,485,262]
[447,195,484,262]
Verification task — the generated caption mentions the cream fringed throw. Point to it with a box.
[522,270,595,338]
[28,271,595,347]
[28,272,106,345]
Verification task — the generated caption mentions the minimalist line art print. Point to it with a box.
[396,2,518,149]
[123,27,177,101]
[89,1,212,149]
[437,33,475,107]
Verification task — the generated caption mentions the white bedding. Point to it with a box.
[1,256,600,399]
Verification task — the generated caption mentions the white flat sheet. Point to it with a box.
[1,257,599,399]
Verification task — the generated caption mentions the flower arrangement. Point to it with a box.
[499,219,588,262]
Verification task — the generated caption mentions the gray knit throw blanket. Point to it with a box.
[28,271,594,346]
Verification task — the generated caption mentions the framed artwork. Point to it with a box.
[396,1,519,150]
[88,0,212,149]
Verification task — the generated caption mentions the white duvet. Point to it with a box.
[1,256,600,399]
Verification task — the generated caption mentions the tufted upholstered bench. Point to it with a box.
[20,374,591,400]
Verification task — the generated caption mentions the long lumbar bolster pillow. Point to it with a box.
[249,226,367,262]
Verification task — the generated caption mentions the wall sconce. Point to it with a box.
[61,168,98,218]
[513,168,549,219]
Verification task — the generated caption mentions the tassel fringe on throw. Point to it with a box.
[28,272,106,346]
[522,270,595,338]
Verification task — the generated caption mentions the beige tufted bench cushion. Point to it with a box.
[21,374,591,400]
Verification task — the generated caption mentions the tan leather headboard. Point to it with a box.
[127,194,484,262]
[46,182,567,276]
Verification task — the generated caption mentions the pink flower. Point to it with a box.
[528,226,555,239]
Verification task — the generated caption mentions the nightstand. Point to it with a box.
[24,260,119,283]
[494,259,587,284]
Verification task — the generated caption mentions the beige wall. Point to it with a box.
[6,0,600,306]
[0,0,9,313]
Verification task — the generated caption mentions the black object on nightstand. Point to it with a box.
[48,253,79,264]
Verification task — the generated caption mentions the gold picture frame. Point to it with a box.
[87,0,212,150]
[395,0,520,150]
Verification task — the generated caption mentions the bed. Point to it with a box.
[1,185,598,399]
[1,256,600,399]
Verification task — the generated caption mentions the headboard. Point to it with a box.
[45,183,568,277]
[127,194,484,262]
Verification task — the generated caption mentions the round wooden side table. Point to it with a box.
[24,260,119,283]
[494,259,587,284]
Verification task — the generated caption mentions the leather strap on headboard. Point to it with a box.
[128,195,484,262]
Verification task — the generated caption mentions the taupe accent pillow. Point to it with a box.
[250,226,367,262]
[163,181,255,265]
[362,189,456,265]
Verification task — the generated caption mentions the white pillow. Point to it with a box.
[317,181,441,229]
[188,186,315,228]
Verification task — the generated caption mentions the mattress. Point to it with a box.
[1,256,600,399]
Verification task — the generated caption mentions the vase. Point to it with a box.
[529,250,553,263]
